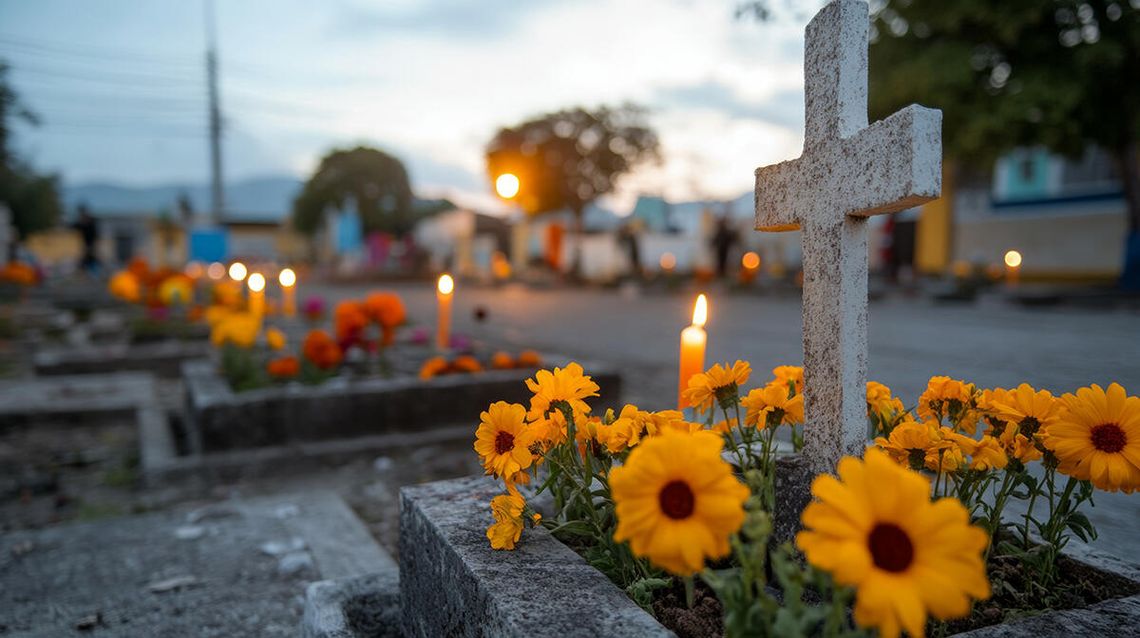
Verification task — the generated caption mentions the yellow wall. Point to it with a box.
[915,164,953,274]
[25,229,82,266]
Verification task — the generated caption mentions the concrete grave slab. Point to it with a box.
[0,490,391,637]
[34,340,212,378]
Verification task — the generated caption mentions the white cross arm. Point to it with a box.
[754,104,942,232]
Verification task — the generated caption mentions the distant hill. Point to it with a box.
[62,176,303,222]
[62,176,456,224]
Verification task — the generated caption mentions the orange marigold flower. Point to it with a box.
[302,329,343,370]
[451,355,484,374]
[742,383,804,428]
[490,351,515,370]
[516,350,543,368]
[267,355,300,379]
[918,376,980,434]
[334,301,369,346]
[419,356,449,380]
[683,360,752,412]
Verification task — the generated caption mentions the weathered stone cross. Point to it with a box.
[754,0,942,474]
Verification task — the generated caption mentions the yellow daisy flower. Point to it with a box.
[990,383,1063,439]
[969,435,1009,471]
[771,365,804,395]
[796,449,991,638]
[210,312,260,348]
[741,383,804,428]
[265,327,286,351]
[1044,383,1140,493]
[486,490,526,550]
[874,419,951,470]
[595,405,649,453]
[918,375,979,433]
[525,363,599,422]
[976,387,1012,435]
[682,360,752,412]
[611,429,749,576]
[473,402,535,481]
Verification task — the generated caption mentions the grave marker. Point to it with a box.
[754,0,942,473]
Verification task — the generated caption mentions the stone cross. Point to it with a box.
[754,0,941,474]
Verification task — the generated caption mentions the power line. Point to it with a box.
[0,34,199,68]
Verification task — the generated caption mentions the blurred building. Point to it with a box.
[917,146,1128,281]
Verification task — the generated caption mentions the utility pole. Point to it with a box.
[205,0,224,226]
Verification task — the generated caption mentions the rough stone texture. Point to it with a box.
[303,571,401,638]
[772,454,816,545]
[399,476,672,637]
[34,340,211,378]
[953,595,1140,637]
[0,491,391,637]
[182,357,622,453]
[753,0,941,475]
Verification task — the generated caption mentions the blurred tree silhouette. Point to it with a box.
[868,0,1140,288]
[0,61,62,254]
[292,146,414,237]
[486,104,660,276]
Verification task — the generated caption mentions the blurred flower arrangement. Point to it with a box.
[418,349,543,380]
[474,361,1138,637]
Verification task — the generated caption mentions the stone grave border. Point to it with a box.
[34,339,212,378]
[379,474,1140,637]
[181,356,623,454]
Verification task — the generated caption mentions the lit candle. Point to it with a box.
[278,268,297,317]
[436,273,454,350]
[1004,250,1022,288]
[678,294,708,410]
[247,272,266,320]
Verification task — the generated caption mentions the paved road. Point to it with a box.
[322,281,1140,558]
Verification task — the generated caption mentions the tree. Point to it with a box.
[0,60,62,255]
[866,1,1140,289]
[485,104,661,276]
[292,146,414,237]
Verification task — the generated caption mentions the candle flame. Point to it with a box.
[438,273,454,295]
[692,294,707,327]
[278,267,296,287]
[1004,250,1022,268]
[228,262,247,281]
[247,272,266,292]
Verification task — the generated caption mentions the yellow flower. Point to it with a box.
[918,376,980,434]
[682,360,752,412]
[771,365,803,395]
[594,405,649,453]
[711,417,738,434]
[210,312,260,348]
[1044,383,1140,493]
[486,490,526,550]
[265,327,286,351]
[473,402,534,481]
[866,381,907,428]
[108,270,141,303]
[990,383,1062,440]
[611,429,748,576]
[158,275,194,306]
[969,436,1009,471]
[741,383,804,428]
[874,419,953,471]
[525,363,599,422]
[796,449,991,638]
[976,387,1013,435]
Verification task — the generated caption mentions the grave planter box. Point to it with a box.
[395,470,1140,638]
[399,476,672,638]
[182,357,622,453]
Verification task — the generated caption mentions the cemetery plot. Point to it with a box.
[34,339,212,378]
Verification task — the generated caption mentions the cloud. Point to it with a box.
[655,79,803,130]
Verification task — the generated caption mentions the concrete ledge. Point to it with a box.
[399,476,672,638]
[182,357,622,453]
[955,594,1140,637]
[35,340,211,378]
[303,571,402,638]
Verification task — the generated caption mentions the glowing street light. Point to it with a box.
[1004,250,1022,288]
[495,173,520,199]
[229,261,248,281]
